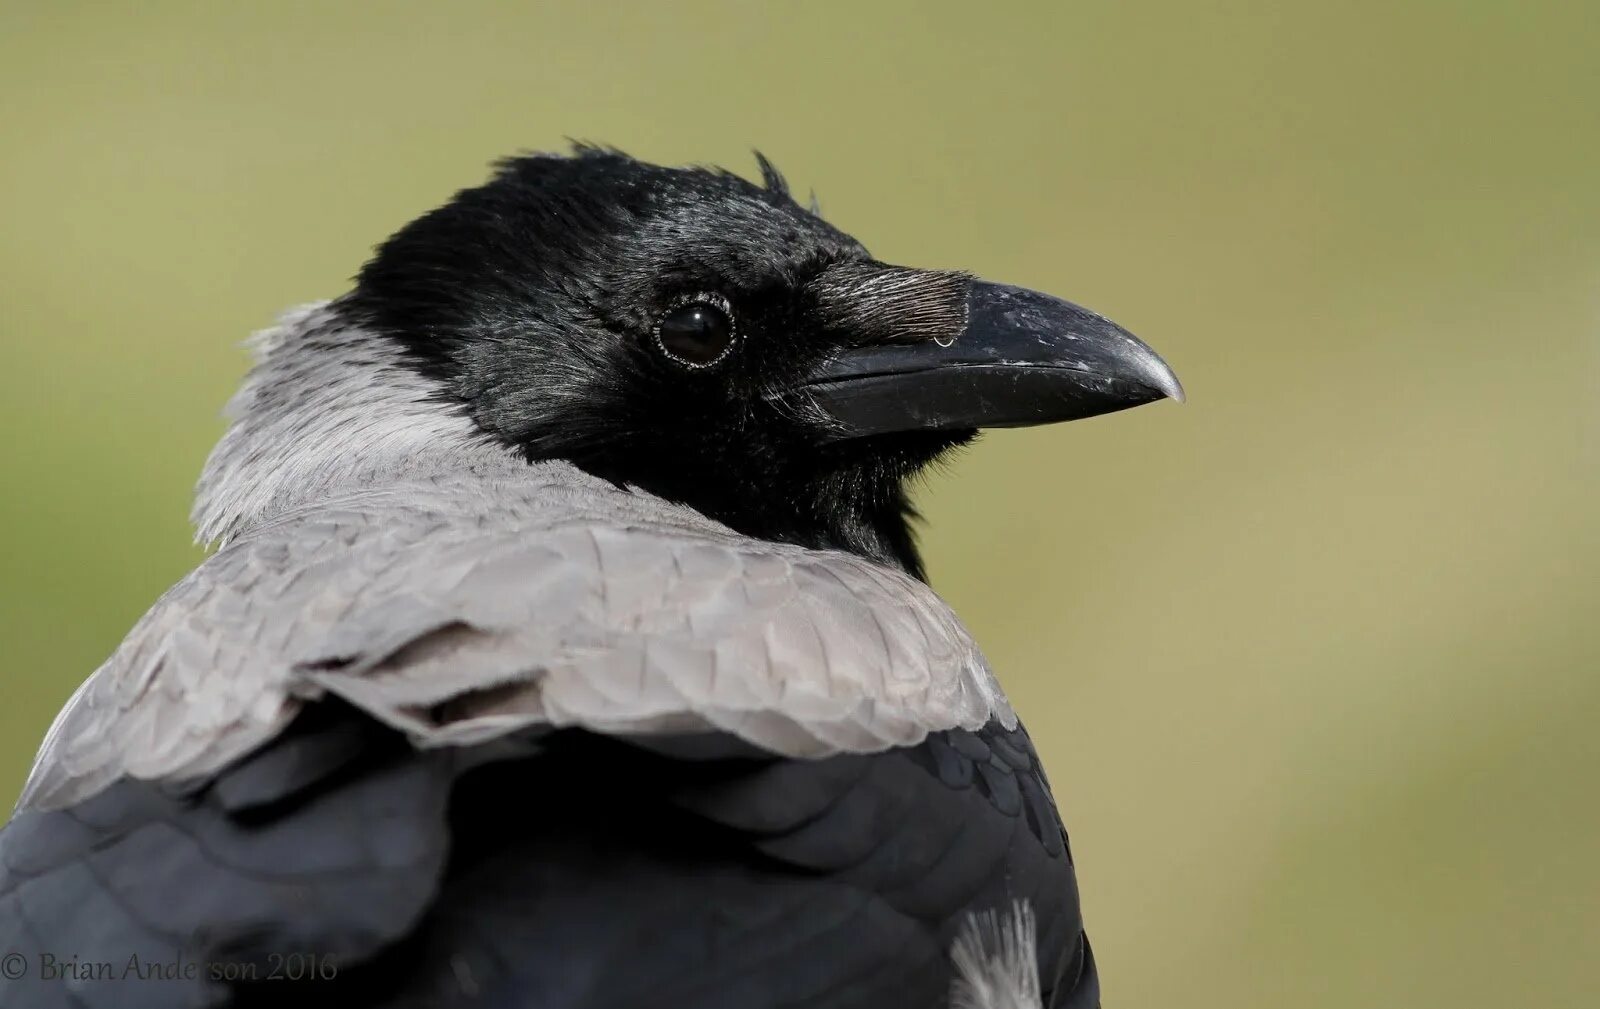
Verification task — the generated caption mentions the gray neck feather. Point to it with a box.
[193,302,523,546]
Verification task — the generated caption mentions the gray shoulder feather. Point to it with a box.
[192,302,519,547]
[19,306,1013,811]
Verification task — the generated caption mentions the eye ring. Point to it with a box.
[652,293,738,369]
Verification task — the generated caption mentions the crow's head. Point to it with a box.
[341,146,1181,577]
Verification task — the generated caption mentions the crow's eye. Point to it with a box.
[654,296,736,368]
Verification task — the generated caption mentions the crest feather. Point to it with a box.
[753,149,790,196]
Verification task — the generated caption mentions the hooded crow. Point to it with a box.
[0,146,1181,1009]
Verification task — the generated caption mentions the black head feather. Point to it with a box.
[343,146,973,577]
[753,150,790,197]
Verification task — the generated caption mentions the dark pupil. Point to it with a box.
[658,303,733,364]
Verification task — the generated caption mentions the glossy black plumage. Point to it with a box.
[0,707,1096,1008]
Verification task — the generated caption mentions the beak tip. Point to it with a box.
[1158,370,1186,405]
[1126,341,1184,405]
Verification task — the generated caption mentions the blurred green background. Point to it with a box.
[2,1,1596,1005]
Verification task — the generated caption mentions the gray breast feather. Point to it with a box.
[19,463,1011,811]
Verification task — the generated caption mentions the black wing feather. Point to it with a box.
[0,708,1096,1009]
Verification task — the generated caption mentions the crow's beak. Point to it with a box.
[801,280,1183,440]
